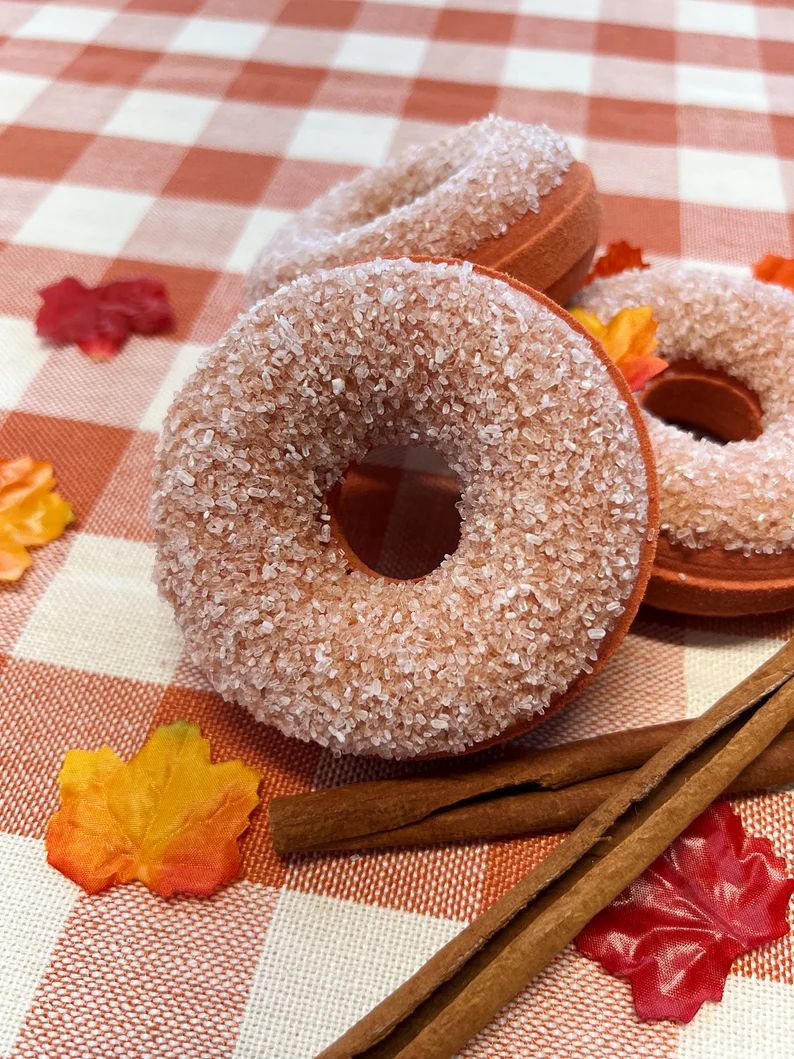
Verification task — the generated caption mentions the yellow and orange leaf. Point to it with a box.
[0,456,73,582]
[46,722,261,897]
[585,241,650,285]
[571,305,668,392]
[752,254,794,292]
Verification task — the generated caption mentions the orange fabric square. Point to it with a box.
[600,193,682,257]
[771,113,794,160]
[125,0,204,12]
[164,146,278,205]
[61,44,160,86]
[226,60,326,107]
[0,126,93,181]
[588,96,678,146]
[595,21,675,62]
[154,686,321,887]
[759,37,794,77]
[277,0,361,30]
[404,77,500,125]
[434,7,516,45]
[0,411,134,520]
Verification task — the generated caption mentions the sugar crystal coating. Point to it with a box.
[153,258,650,758]
[576,265,794,555]
[247,116,572,304]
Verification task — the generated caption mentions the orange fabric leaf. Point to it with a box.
[585,241,650,285]
[46,722,261,897]
[752,254,794,292]
[570,305,668,392]
[0,457,73,582]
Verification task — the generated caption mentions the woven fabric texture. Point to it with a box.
[0,1,793,1057]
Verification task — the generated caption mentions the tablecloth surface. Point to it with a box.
[1,1,793,1056]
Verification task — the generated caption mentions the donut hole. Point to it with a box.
[328,444,463,581]
[641,359,764,444]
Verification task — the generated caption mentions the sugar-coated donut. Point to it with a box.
[247,116,600,309]
[576,265,794,616]
[153,258,656,758]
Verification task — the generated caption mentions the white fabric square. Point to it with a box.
[287,109,396,166]
[103,88,218,146]
[139,342,210,432]
[169,16,266,59]
[678,148,786,211]
[15,534,183,684]
[0,71,49,123]
[0,835,78,1054]
[503,48,593,94]
[14,3,115,43]
[683,629,785,718]
[0,316,48,409]
[676,0,758,39]
[678,65,767,113]
[14,184,153,256]
[334,32,428,77]
[233,890,461,1059]
[677,977,793,1059]
[226,208,292,275]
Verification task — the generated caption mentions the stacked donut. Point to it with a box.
[153,114,794,758]
[577,265,794,616]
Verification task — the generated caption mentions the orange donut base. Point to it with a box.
[328,259,659,757]
[640,361,794,617]
[467,160,601,306]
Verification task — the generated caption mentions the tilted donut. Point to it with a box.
[576,265,794,616]
[153,258,656,758]
[247,116,600,309]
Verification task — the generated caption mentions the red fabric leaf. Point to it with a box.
[576,802,794,1023]
[36,276,174,361]
[100,277,174,335]
[585,241,650,285]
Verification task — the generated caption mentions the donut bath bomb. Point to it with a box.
[153,258,656,759]
[247,116,600,308]
[577,265,794,617]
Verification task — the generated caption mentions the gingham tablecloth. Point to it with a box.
[1,1,793,1056]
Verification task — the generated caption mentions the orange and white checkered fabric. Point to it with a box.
[1,1,792,1057]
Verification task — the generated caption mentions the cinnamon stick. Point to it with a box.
[317,638,794,1059]
[270,718,794,855]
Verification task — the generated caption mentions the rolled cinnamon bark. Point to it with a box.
[308,732,794,851]
[318,638,794,1059]
[270,718,794,855]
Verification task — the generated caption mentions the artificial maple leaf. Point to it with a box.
[36,276,174,361]
[570,305,668,391]
[752,254,794,293]
[46,722,261,897]
[585,241,650,285]
[0,456,74,582]
[576,802,794,1023]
